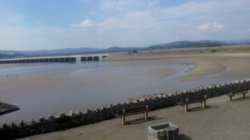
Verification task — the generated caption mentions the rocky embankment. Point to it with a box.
[0,79,249,140]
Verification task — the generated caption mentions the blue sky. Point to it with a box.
[0,0,250,50]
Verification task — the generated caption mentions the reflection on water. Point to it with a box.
[0,60,246,124]
[0,62,115,78]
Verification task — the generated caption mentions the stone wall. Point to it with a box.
[1,79,250,139]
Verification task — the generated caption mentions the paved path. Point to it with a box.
[21,94,250,140]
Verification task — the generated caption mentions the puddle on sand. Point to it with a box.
[205,66,231,78]
[162,63,194,82]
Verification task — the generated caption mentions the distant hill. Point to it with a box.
[22,48,104,56]
[146,40,227,50]
[0,53,26,59]
[0,48,104,58]
[106,46,142,52]
[224,40,250,45]
[0,40,249,58]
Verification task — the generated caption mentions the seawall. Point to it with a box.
[0,78,249,139]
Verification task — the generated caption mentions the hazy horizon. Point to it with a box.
[1,39,250,52]
[0,0,250,50]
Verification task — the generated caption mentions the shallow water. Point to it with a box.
[0,62,114,78]
[0,60,247,124]
[205,66,231,78]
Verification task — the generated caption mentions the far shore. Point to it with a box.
[104,45,250,61]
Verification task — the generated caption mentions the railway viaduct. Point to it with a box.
[0,53,109,64]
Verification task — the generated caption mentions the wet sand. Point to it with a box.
[179,54,250,80]
[105,45,250,81]
[20,94,250,140]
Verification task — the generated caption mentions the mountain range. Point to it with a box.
[1,40,250,58]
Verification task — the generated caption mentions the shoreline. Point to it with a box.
[1,78,250,139]
[104,45,250,62]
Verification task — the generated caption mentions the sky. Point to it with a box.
[0,0,250,50]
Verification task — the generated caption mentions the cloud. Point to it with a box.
[65,0,250,48]
[98,11,158,31]
[1,0,250,50]
[213,23,224,30]
[198,22,224,31]
[71,19,95,28]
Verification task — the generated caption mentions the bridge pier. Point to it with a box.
[59,58,64,62]
[80,56,100,62]
[87,56,93,61]
[81,57,87,62]
[70,57,76,62]
[94,56,99,61]
[65,58,69,62]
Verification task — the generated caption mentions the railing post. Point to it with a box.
[184,98,189,112]
[202,101,206,109]
[122,109,125,125]
[145,105,148,121]
[203,95,207,109]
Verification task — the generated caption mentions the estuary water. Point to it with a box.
[0,59,246,124]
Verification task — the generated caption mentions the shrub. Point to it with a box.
[211,49,217,53]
